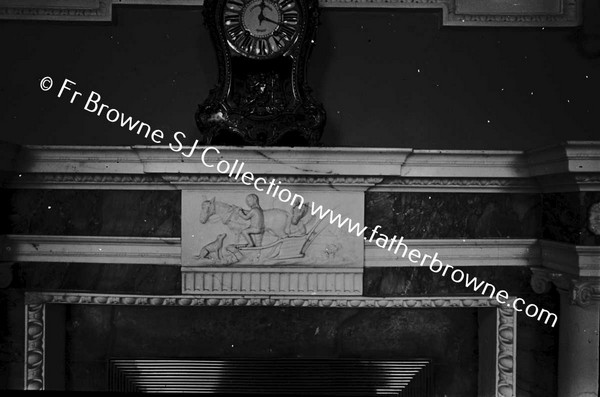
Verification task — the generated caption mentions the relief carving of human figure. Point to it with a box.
[237,194,265,247]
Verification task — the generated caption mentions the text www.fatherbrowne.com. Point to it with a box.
[40,76,558,328]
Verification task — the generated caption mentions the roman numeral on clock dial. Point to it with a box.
[268,36,282,53]
[277,23,295,39]
[278,0,295,10]
[237,32,253,53]
[282,11,298,24]
[256,39,270,56]
[226,0,244,10]
[224,13,240,25]
[227,22,245,41]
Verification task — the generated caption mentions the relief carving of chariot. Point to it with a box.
[195,194,324,265]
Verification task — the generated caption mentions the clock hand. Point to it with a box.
[261,15,282,26]
[257,0,267,25]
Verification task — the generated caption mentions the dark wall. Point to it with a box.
[0,5,598,149]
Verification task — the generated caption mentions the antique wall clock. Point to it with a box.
[196,0,325,146]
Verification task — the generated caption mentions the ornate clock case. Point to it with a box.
[196,0,326,146]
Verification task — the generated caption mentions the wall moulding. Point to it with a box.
[23,291,517,396]
[7,173,541,193]
[372,177,539,193]
[17,0,579,26]
[0,0,111,21]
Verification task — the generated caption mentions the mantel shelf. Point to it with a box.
[2,142,599,192]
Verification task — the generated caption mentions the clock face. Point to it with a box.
[223,0,301,59]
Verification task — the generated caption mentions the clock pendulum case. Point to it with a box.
[196,0,326,146]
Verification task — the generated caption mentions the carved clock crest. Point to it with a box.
[196,0,326,146]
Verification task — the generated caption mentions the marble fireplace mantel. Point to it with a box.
[2,142,600,396]
[2,142,599,279]
[2,142,599,291]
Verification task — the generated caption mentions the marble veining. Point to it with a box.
[6,190,181,237]
[366,192,541,239]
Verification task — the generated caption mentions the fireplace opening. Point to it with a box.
[109,358,433,396]
[60,306,478,394]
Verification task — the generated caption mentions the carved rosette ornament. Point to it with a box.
[588,202,600,235]
[570,280,599,307]
[196,0,325,146]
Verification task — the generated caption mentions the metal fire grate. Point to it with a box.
[109,358,432,396]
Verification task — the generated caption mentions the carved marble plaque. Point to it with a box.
[181,189,364,295]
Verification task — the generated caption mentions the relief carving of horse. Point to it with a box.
[289,202,314,236]
[199,197,300,243]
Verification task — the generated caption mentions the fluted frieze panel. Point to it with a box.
[182,268,363,295]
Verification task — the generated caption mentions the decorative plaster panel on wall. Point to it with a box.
[0,0,582,26]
